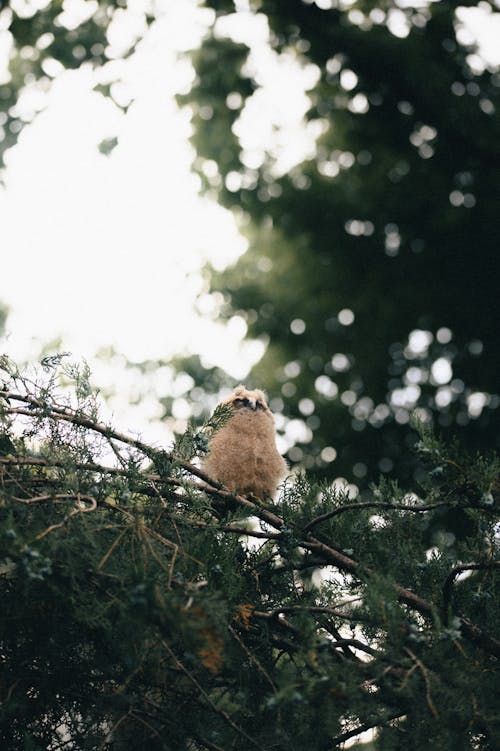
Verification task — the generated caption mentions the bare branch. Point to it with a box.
[442,561,500,618]
[331,712,405,747]
[228,624,277,692]
[303,500,449,534]
[404,648,439,719]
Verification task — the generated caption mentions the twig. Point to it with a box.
[303,500,449,534]
[12,492,96,506]
[404,648,439,719]
[186,518,282,540]
[328,638,381,660]
[31,494,97,541]
[0,455,174,484]
[97,526,130,571]
[442,561,500,617]
[331,711,405,746]
[254,603,361,620]
[193,737,225,751]
[161,640,266,751]
[228,624,277,692]
[303,535,500,658]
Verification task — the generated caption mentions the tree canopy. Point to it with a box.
[1,6,500,747]
[0,356,498,750]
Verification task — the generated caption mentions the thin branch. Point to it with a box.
[317,619,364,662]
[441,561,500,627]
[0,455,174,483]
[302,535,363,579]
[303,500,449,534]
[31,494,97,541]
[442,561,500,616]
[251,609,301,636]
[254,603,361,620]
[303,535,500,658]
[97,526,130,572]
[228,624,277,692]
[328,638,382,660]
[331,712,405,747]
[11,492,97,506]
[186,518,282,540]
[161,640,266,751]
[252,608,380,660]
[193,737,225,751]
[404,648,439,719]
[1,390,154,455]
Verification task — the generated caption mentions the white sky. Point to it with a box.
[0,0,252,368]
[0,0,498,443]
[0,0,322,400]
[0,0,319,441]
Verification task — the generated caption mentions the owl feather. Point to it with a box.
[201,386,287,500]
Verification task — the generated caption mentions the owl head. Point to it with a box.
[224,385,269,413]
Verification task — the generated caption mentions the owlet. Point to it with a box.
[201,385,287,500]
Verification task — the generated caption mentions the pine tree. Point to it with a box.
[0,356,498,750]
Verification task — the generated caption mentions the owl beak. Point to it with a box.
[248,398,257,410]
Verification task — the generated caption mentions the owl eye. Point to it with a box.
[233,397,249,406]
[255,401,265,410]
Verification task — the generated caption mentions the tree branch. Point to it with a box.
[0,392,284,530]
[442,561,500,614]
[331,711,405,746]
[304,535,500,658]
[303,500,449,534]
[160,640,266,751]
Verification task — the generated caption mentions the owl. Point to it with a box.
[201,385,287,500]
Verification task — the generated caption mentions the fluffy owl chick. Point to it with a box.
[201,385,287,500]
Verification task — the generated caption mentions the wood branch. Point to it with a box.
[331,712,406,747]
[185,519,282,540]
[304,535,500,658]
[161,640,266,751]
[11,492,97,506]
[3,389,499,658]
[0,395,284,530]
[303,500,450,533]
[442,561,500,616]
[328,638,382,659]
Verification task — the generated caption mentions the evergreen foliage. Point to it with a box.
[1,357,498,750]
[1,4,500,746]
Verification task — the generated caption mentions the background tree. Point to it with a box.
[181,0,500,489]
[0,356,498,750]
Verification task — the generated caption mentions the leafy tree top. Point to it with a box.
[0,355,498,749]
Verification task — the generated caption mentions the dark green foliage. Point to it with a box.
[0,358,498,750]
[182,0,500,488]
[174,400,234,462]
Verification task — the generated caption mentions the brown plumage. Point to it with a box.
[201,385,287,500]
